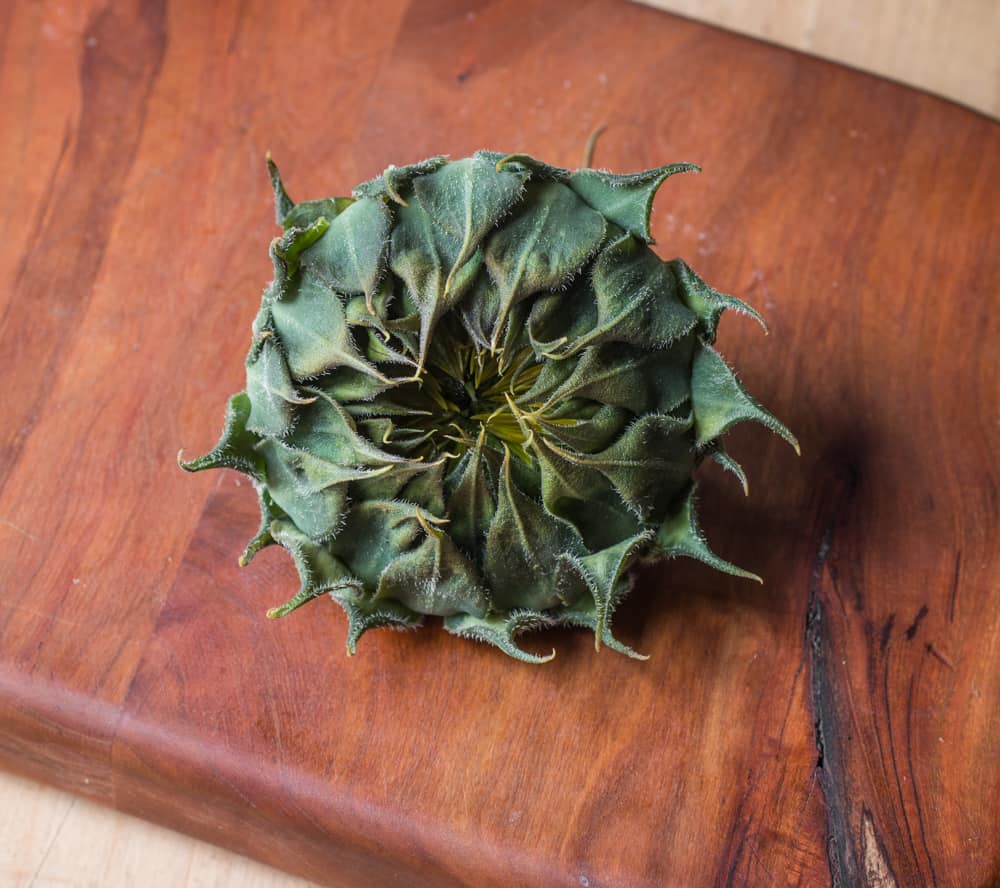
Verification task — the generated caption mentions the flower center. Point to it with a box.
[386,342,544,462]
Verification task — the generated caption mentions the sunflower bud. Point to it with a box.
[180,151,796,662]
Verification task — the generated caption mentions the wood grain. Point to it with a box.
[637,0,1000,119]
[1,1,997,886]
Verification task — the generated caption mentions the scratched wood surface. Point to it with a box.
[0,1,997,886]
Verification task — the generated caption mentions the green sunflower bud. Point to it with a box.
[180,150,797,663]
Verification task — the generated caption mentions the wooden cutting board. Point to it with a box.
[1,1,997,885]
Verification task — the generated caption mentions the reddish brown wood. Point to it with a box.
[1,1,997,885]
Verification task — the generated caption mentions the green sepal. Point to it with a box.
[378,525,489,617]
[389,200,485,368]
[484,180,606,348]
[538,404,630,454]
[399,457,447,515]
[654,483,761,582]
[344,277,395,331]
[568,531,652,650]
[255,437,388,541]
[553,413,696,521]
[314,366,393,403]
[301,196,390,300]
[554,587,649,660]
[282,197,354,232]
[346,395,431,421]
[569,162,699,242]
[178,392,261,478]
[528,338,695,417]
[443,611,556,664]
[352,155,448,204]
[493,153,571,181]
[670,258,766,342]
[331,592,424,656]
[484,448,586,611]
[360,425,433,457]
[706,443,750,496]
[350,457,447,504]
[412,152,529,294]
[266,519,361,618]
[690,344,799,452]
[381,318,422,361]
[457,273,501,350]
[253,221,330,337]
[330,500,425,587]
[266,153,294,225]
[546,233,697,359]
[357,324,412,369]
[527,432,641,552]
[239,485,286,566]
[245,338,314,436]
[271,274,386,381]
[258,393,405,542]
[525,276,598,358]
[289,388,406,468]
[446,433,496,555]
[270,217,330,284]
[359,328,413,371]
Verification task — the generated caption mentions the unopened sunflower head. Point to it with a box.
[180,150,797,663]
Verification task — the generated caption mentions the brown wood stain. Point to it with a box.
[0,1,997,885]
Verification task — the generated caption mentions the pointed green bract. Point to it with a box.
[178,392,260,477]
[389,200,483,366]
[671,258,767,342]
[572,531,652,649]
[282,197,354,232]
[484,181,606,346]
[707,443,750,496]
[412,153,529,293]
[255,438,355,541]
[555,592,649,660]
[484,449,585,611]
[333,592,424,656]
[655,484,761,582]
[529,431,641,551]
[301,196,390,299]
[569,162,699,242]
[444,611,557,664]
[269,219,330,289]
[546,232,697,359]
[526,339,693,416]
[539,403,629,453]
[691,344,799,452]
[240,486,284,566]
[245,338,312,436]
[352,156,448,203]
[266,153,294,225]
[494,153,571,182]
[271,274,381,379]
[288,388,405,468]
[400,458,447,515]
[266,519,360,617]
[565,413,696,521]
[378,529,488,617]
[330,499,425,584]
[447,437,496,555]
[182,152,796,662]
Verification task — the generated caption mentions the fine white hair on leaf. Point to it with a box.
[184,151,792,661]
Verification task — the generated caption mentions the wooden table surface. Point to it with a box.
[1,1,997,886]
